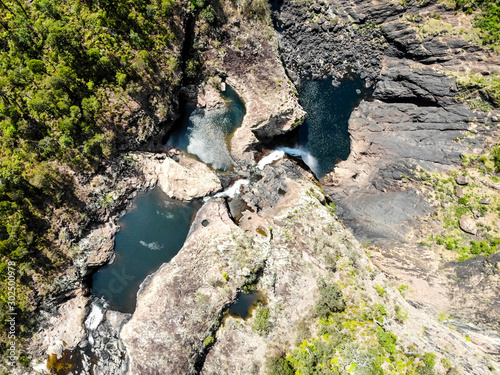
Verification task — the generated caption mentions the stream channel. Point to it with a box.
[45,76,373,375]
[91,76,372,315]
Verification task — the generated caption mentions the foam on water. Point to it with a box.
[92,189,199,313]
[215,179,250,198]
[139,241,164,250]
[85,302,104,331]
[257,150,285,170]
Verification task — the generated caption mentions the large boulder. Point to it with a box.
[459,215,477,235]
[158,156,222,201]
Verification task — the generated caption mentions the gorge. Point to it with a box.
[1,0,499,374]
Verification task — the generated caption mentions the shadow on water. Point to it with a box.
[226,290,267,320]
[92,188,201,313]
[165,85,245,172]
[269,75,373,179]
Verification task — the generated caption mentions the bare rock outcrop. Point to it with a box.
[121,159,499,374]
[198,0,306,165]
[120,198,269,374]
[158,156,222,201]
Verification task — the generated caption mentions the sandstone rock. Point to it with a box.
[158,156,222,200]
[456,186,464,198]
[479,197,492,205]
[82,223,119,269]
[120,199,264,374]
[456,175,469,185]
[121,160,315,374]
[459,215,476,235]
[40,291,88,356]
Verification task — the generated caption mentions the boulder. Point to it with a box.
[40,291,89,355]
[456,187,465,198]
[459,215,477,235]
[479,198,492,205]
[158,156,222,201]
[456,175,469,185]
[83,223,118,269]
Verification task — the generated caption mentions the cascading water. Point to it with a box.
[167,84,246,171]
[266,76,374,178]
[184,107,236,170]
[276,146,319,176]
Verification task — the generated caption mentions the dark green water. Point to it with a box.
[167,85,246,171]
[293,76,373,178]
[227,290,266,320]
[92,188,199,313]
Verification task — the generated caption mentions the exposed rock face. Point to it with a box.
[80,223,118,270]
[274,0,384,83]
[273,0,500,341]
[41,291,88,352]
[459,214,477,235]
[197,1,306,164]
[121,198,267,374]
[121,159,499,374]
[158,156,222,201]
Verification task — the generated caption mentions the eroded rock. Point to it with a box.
[456,175,469,186]
[158,156,222,201]
[460,215,477,235]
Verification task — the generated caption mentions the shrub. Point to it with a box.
[240,0,271,21]
[252,305,271,334]
[422,352,436,372]
[204,335,215,346]
[395,305,409,323]
[315,281,345,318]
[377,328,397,354]
[375,285,386,297]
[492,146,500,172]
[201,5,216,23]
[186,59,200,78]
[266,357,295,375]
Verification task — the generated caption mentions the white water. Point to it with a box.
[215,180,250,198]
[186,108,235,170]
[85,302,104,331]
[257,150,285,170]
[139,241,164,250]
[277,146,319,176]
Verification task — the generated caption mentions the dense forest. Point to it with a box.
[0,0,185,356]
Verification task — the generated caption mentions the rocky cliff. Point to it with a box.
[19,0,500,374]
[274,0,500,335]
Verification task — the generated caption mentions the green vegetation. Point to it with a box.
[266,300,445,375]
[266,356,295,375]
[453,0,500,46]
[0,0,185,353]
[252,304,271,334]
[421,160,500,261]
[376,327,397,354]
[454,72,500,108]
[204,335,215,346]
[375,284,386,297]
[314,280,346,318]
